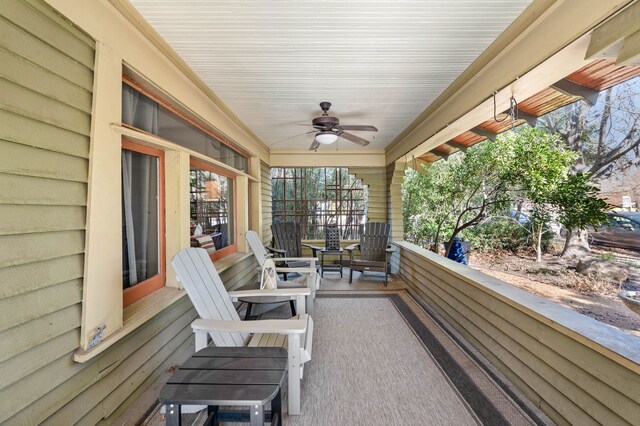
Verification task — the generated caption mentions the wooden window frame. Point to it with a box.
[122,139,166,307]
[190,158,238,261]
[122,77,252,161]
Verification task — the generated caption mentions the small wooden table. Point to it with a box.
[320,248,343,277]
[235,281,297,320]
[160,347,288,426]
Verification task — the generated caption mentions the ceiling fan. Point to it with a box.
[306,102,378,151]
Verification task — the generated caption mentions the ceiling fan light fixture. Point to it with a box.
[315,131,338,145]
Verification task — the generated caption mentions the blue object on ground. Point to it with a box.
[447,237,468,265]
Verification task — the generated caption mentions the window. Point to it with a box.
[77,64,254,357]
[190,160,236,259]
[271,167,368,240]
[121,141,165,307]
[122,81,249,172]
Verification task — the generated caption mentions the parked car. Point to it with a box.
[619,211,640,223]
[508,210,562,235]
[588,212,640,250]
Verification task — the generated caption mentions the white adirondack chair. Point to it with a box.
[246,230,320,315]
[171,248,314,415]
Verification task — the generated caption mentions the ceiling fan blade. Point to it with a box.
[339,131,370,146]
[336,125,378,132]
[309,139,320,151]
[271,130,315,145]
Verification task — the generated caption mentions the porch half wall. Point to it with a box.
[394,241,640,426]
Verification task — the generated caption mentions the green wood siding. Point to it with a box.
[0,1,219,424]
[261,160,273,244]
[396,242,640,425]
[349,167,387,224]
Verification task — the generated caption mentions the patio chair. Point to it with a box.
[346,222,394,286]
[270,223,322,280]
[171,248,314,415]
[246,230,320,315]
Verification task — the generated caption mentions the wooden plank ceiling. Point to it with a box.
[419,59,640,164]
[129,0,533,151]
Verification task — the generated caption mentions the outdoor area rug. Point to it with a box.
[139,290,549,426]
[282,291,548,426]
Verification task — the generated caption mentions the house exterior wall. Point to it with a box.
[394,241,640,426]
[261,160,273,245]
[0,0,260,423]
[349,167,387,224]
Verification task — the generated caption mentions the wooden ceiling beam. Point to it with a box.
[516,110,539,127]
[444,141,468,152]
[618,30,640,65]
[586,1,640,60]
[386,0,630,164]
[551,78,600,106]
[430,148,450,160]
[409,157,432,174]
[471,126,497,142]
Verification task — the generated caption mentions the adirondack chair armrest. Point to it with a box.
[191,318,307,334]
[275,267,317,275]
[301,243,323,256]
[385,246,396,253]
[345,243,359,261]
[228,288,311,299]
[266,245,287,256]
[272,257,318,271]
[275,256,318,263]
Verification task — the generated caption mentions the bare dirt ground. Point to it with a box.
[469,245,640,338]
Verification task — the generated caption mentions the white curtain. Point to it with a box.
[122,84,158,133]
[122,86,160,287]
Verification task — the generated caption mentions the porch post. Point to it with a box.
[236,175,250,252]
[386,160,405,242]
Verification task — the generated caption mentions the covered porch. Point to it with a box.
[1,0,640,425]
[125,274,549,426]
[117,244,639,425]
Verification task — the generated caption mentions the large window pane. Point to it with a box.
[123,83,249,172]
[271,167,368,239]
[190,165,235,250]
[122,149,161,289]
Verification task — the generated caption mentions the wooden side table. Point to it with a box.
[160,347,287,426]
[234,281,297,320]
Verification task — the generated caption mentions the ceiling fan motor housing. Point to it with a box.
[312,115,340,129]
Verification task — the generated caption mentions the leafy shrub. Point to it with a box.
[460,217,553,253]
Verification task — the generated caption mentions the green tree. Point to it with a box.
[540,78,640,256]
[549,173,609,257]
[403,139,514,255]
[503,128,575,261]
[403,127,608,261]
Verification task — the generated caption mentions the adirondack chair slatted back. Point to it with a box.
[272,223,303,257]
[172,248,250,347]
[246,230,268,267]
[359,222,391,261]
[325,225,341,251]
